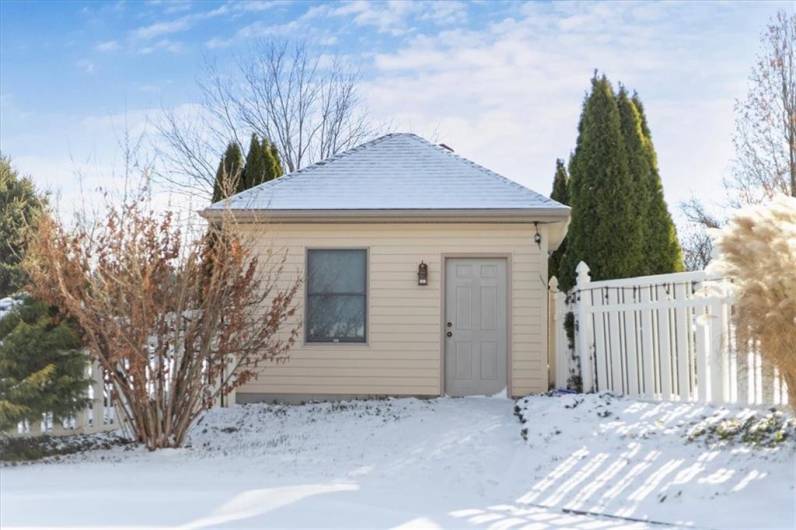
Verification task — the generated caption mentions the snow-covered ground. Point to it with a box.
[1,394,793,529]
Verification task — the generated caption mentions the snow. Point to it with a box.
[0,296,19,321]
[1,394,794,529]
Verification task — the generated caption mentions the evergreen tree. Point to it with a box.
[267,140,284,180]
[548,158,569,280]
[560,75,641,290]
[617,86,650,276]
[211,142,244,203]
[241,134,267,191]
[243,135,284,188]
[0,297,89,431]
[0,157,43,297]
[632,93,684,273]
[212,136,284,203]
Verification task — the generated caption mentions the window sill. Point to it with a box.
[301,341,371,348]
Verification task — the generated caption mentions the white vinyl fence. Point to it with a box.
[549,262,789,406]
[7,361,123,437]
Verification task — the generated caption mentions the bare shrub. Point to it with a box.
[709,195,796,407]
[23,194,301,449]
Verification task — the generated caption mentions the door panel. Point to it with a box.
[480,342,498,380]
[455,343,472,379]
[445,258,507,396]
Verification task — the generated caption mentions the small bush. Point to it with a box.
[687,408,796,448]
[0,432,131,463]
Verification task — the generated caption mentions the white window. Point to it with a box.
[306,249,367,343]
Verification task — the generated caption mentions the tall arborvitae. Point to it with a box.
[241,134,267,190]
[632,93,684,273]
[548,158,569,281]
[267,140,283,180]
[560,75,641,290]
[211,142,244,203]
[617,86,650,276]
[233,134,284,197]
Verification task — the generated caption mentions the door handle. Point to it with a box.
[446,331,453,337]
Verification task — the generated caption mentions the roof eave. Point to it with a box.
[199,207,571,224]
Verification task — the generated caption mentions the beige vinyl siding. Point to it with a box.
[236,222,549,398]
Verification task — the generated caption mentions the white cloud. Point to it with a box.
[130,3,231,41]
[418,1,467,26]
[232,0,292,13]
[330,0,467,36]
[132,0,293,46]
[360,2,777,212]
[138,39,184,55]
[209,4,332,47]
[95,40,120,52]
[131,17,192,40]
[146,0,194,15]
[5,105,207,221]
[137,83,163,93]
[205,36,233,49]
[333,0,418,35]
[76,59,96,74]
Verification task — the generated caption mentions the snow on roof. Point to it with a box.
[205,133,568,216]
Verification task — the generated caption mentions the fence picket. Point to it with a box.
[695,310,709,402]
[91,362,105,431]
[674,283,691,400]
[593,292,608,391]
[606,288,623,393]
[548,278,557,390]
[656,285,674,400]
[639,287,656,398]
[575,263,595,392]
[555,290,569,389]
[762,357,777,405]
[623,289,640,395]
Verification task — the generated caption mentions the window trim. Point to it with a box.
[304,247,369,345]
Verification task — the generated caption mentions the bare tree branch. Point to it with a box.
[679,198,722,271]
[156,40,376,200]
[728,10,795,202]
[681,12,795,269]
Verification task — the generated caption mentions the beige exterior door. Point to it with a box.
[444,258,507,396]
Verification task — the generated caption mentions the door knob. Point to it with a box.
[447,322,452,328]
[446,331,452,337]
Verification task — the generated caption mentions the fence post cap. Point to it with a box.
[548,276,558,290]
[575,262,591,284]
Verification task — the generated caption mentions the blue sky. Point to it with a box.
[0,0,790,222]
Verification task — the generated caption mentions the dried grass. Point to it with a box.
[709,194,796,408]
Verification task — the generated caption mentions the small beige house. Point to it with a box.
[202,133,569,401]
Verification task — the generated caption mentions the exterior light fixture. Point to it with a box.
[533,222,542,248]
[417,261,428,286]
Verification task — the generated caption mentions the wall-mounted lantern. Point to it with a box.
[533,222,542,249]
[417,261,429,286]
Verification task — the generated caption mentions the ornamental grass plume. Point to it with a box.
[709,195,796,408]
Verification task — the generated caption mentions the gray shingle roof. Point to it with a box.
[205,133,568,216]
